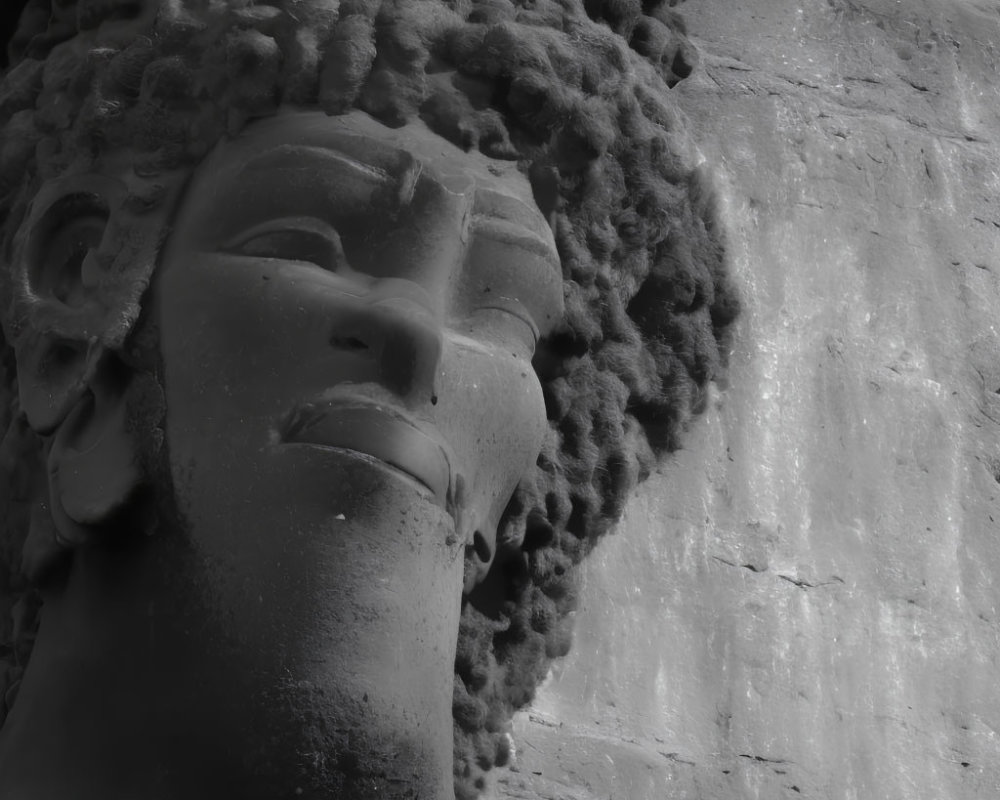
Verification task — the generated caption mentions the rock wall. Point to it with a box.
[499,1,1000,798]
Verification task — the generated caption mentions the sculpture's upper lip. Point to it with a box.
[278,394,453,511]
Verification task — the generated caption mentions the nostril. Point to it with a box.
[330,335,369,351]
[472,531,492,564]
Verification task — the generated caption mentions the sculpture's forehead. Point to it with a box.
[197,109,554,249]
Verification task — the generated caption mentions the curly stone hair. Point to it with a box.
[0,0,737,796]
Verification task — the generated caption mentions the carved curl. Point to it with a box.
[0,0,737,796]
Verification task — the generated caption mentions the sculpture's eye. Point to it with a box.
[469,300,539,357]
[222,217,348,273]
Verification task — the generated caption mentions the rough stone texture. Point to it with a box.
[498,1,1000,798]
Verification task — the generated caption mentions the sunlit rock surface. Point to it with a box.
[499,1,1000,798]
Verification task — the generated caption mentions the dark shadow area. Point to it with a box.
[0,1,31,69]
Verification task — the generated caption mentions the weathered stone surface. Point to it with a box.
[500,1,1000,798]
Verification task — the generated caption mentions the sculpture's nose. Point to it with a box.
[327,277,443,403]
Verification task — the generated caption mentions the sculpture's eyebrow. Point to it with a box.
[224,142,426,215]
[468,215,561,276]
[239,144,395,188]
[468,187,561,279]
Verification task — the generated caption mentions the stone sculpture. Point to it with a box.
[0,0,736,797]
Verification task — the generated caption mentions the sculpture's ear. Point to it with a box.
[12,175,141,549]
[15,175,128,433]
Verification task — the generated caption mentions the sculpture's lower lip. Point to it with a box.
[279,402,452,509]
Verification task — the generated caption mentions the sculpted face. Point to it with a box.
[0,108,564,800]
[158,108,562,561]
[153,109,562,795]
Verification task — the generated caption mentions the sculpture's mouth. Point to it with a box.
[279,399,453,511]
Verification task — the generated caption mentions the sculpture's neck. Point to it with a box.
[0,505,463,799]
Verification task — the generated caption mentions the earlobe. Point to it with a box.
[47,362,141,536]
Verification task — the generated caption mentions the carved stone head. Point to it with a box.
[0,1,736,797]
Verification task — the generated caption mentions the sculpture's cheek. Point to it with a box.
[434,334,548,550]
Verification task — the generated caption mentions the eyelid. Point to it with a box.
[220,216,346,271]
[475,297,540,345]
